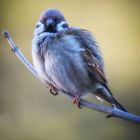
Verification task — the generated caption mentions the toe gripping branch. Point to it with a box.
[73,95,82,109]
[48,83,58,96]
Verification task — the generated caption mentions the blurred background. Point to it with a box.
[0,0,140,140]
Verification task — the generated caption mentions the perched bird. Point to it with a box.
[32,9,127,113]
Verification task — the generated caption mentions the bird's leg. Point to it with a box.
[73,94,82,109]
[48,83,58,96]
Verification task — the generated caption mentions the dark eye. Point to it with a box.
[62,23,68,28]
[36,24,40,28]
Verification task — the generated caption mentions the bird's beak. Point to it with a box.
[46,18,55,27]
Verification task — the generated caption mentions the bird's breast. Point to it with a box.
[44,35,93,95]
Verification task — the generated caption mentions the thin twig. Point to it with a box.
[2,29,140,124]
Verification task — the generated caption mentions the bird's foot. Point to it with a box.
[48,83,58,96]
[73,95,82,109]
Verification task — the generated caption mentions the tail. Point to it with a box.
[103,85,127,112]
[104,86,128,118]
[95,85,128,117]
[106,97,128,118]
[111,97,127,112]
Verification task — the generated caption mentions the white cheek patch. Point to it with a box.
[34,22,45,36]
[56,21,68,32]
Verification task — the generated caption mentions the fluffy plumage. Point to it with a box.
[32,9,127,112]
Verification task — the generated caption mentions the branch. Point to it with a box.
[2,29,140,124]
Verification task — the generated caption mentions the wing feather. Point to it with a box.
[68,28,108,85]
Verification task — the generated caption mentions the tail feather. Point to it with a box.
[95,85,128,116]
[104,85,127,112]
[106,97,127,118]
[112,97,127,112]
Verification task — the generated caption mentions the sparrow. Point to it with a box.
[32,9,127,113]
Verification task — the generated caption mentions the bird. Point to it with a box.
[32,9,127,114]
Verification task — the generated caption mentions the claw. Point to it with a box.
[73,95,82,109]
[48,83,58,96]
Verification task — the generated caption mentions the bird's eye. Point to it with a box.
[62,23,68,28]
[36,24,40,28]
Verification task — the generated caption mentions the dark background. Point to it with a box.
[0,0,140,140]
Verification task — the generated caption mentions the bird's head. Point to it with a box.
[34,9,69,36]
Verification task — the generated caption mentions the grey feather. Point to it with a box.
[32,18,127,112]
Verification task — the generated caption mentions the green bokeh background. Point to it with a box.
[0,0,140,140]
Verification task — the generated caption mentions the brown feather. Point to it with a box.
[57,28,108,86]
[81,48,107,85]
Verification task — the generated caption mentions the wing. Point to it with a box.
[67,28,108,86]
[81,47,107,85]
